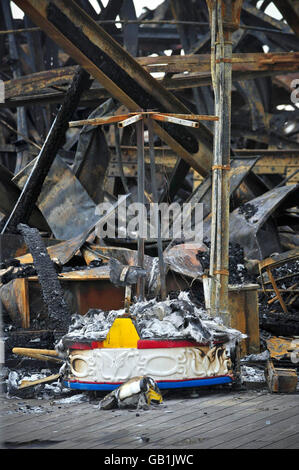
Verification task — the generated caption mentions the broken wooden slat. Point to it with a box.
[12,347,62,363]
[18,373,61,389]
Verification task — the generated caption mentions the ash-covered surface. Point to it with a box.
[196,240,256,285]
[241,365,265,383]
[56,291,246,353]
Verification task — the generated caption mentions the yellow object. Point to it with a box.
[146,387,163,405]
[103,318,140,348]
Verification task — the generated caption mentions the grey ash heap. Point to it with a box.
[56,291,245,354]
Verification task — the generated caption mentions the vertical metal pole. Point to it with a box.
[136,117,145,300]
[148,116,167,301]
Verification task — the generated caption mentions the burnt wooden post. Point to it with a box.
[206,0,243,325]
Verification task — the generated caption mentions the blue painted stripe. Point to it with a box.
[63,376,232,391]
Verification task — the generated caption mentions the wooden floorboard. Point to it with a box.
[35,392,234,448]
[86,392,265,449]
[1,388,299,449]
[108,393,274,449]
[204,405,299,449]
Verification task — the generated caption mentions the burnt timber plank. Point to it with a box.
[88,394,299,450]
[2,392,187,443]
[25,393,247,449]
[5,52,299,98]
[214,411,299,449]
[2,67,92,233]
[50,395,241,448]
[3,52,299,108]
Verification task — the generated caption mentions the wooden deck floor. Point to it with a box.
[1,387,299,450]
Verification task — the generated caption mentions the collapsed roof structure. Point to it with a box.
[0,0,299,396]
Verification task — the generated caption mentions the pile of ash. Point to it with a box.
[56,291,245,354]
[196,240,257,285]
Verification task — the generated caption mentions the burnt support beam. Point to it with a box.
[1,66,92,234]
[272,0,299,37]
[3,51,299,109]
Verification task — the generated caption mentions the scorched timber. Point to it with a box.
[1,66,92,233]
[17,223,70,331]
[3,52,299,107]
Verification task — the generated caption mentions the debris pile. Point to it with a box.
[56,292,246,355]
[0,0,299,402]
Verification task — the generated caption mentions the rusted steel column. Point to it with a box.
[207,0,242,325]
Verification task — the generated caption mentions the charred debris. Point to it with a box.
[0,0,299,402]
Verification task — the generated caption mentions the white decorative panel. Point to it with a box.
[67,345,232,383]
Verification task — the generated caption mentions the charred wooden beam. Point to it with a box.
[3,51,299,109]
[0,163,49,232]
[272,0,299,37]
[5,51,299,98]
[1,66,92,234]
[17,223,70,332]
